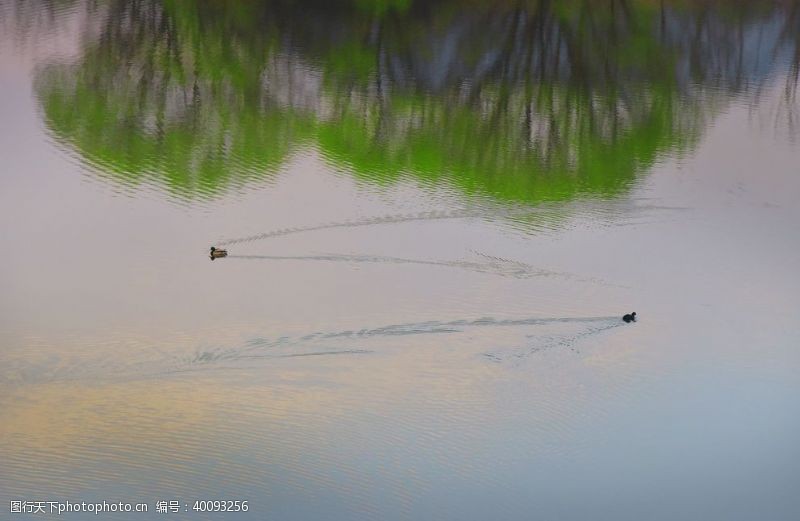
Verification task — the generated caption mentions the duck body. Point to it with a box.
[622,312,637,323]
[210,246,228,260]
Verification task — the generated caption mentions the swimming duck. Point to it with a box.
[622,312,637,323]
[210,246,228,260]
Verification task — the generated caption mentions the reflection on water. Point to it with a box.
[5,313,622,385]
[31,0,798,203]
[2,1,800,521]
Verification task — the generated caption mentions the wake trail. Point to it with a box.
[226,252,571,280]
[2,316,625,385]
[214,209,507,246]
[484,321,623,362]
[213,201,686,247]
[185,315,621,367]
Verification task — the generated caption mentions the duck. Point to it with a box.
[622,312,637,323]
[209,246,228,260]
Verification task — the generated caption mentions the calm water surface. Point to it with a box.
[1,1,799,519]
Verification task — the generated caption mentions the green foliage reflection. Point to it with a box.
[35,0,796,202]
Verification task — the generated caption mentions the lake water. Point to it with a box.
[1,1,799,519]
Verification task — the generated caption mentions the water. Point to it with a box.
[1,1,799,519]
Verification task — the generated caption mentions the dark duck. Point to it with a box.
[622,312,637,323]
[209,246,228,260]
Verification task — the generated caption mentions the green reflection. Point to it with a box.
[35,0,796,202]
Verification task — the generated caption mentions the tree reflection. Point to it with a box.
[34,0,799,202]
